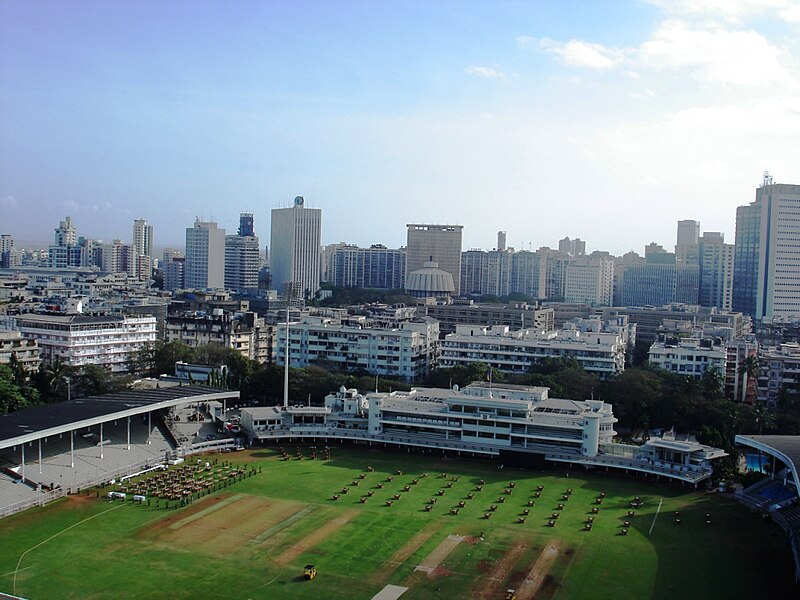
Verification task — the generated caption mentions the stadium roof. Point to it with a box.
[0,386,239,451]
[736,435,800,495]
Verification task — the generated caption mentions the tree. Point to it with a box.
[0,364,31,414]
[44,359,75,402]
[152,341,195,376]
[71,365,114,398]
[741,355,760,404]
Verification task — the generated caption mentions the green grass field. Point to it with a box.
[0,445,794,600]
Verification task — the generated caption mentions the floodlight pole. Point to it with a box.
[283,303,290,409]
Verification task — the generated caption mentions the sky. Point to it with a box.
[1,0,799,255]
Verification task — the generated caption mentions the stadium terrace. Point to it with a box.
[242,382,727,485]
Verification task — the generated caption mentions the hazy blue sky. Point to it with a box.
[2,0,799,254]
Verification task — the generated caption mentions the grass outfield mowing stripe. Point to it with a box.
[167,494,246,530]
[250,504,320,544]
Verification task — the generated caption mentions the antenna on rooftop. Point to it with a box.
[762,171,774,187]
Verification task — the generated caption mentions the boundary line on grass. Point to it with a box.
[649,498,663,535]
[13,502,126,595]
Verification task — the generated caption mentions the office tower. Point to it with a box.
[164,257,185,291]
[564,255,615,306]
[733,175,800,319]
[185,219,226,289]
[497,231,507,252]
[238,212,255,237]
[618,263,699,306]
[405,224,463,294]
[676,220,700,265]
[270,196,322,297]
[644,243,675,265]
[732,197,761,316]
[132,219,154,281]
[225,213,261,291]
[558,237,586,257]
[698,232,734,310]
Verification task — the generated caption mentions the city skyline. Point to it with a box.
[1,1,800,253]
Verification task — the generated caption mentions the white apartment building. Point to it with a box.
[564,255,614,306]
[185,219,226,289]
[329,244,406,290]
[440,323,627,377]
[275,315,439,380]
[131,219,154,282]
[757,343,800,406]
[165,310,271,363]
[647,336,727,379]
[270,196,322,297]
[240,382,727,483]
[9,313,157,372]
[0,330,40,372]
[698,232,734,311]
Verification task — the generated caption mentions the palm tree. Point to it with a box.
[751,401,776,435]
[741,354,760,404]
[45,359,73,402]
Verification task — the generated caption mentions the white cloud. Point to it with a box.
[780,5,800,23]
[645,0,794,24]
[1,195,18,208]
[538,38,625,69]
[525,19,794,87]
[639,20,792,85]
[465,65,505,79]
[516,36,536,50]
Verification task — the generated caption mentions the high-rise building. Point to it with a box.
[0,235,13,268]
[509,250,547,299]
[131,218,154,281]
[460,249,512,296]
[497,231,507,252]
[558,237,586,257]
[698,232,734,310]
[330,244,406,289]
[225,213,260,291]
[732,196,761,317]
[163,257,185,291]
[676,220,700,265]
[564,255,614,306]
[54,216,77,247]
[405,224,463,295]
[270,196,322,297]
[238,212,255,237]
[49,216,82,269]
[618,263,699,306]
[734,176,800,319]
[185,219,226,289]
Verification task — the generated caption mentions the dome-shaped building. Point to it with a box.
[405,261,456,298]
